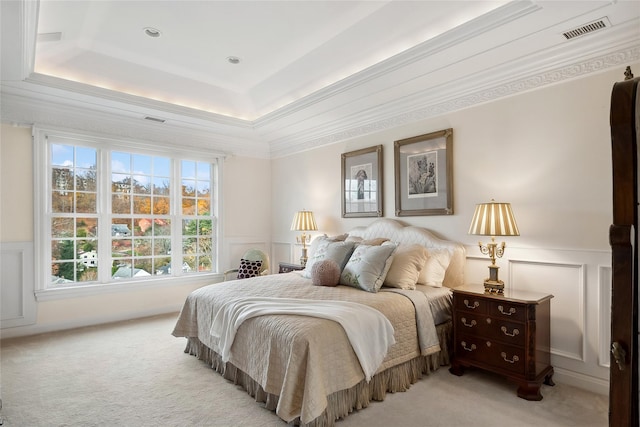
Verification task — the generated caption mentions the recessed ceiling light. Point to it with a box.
[227,56,241,64]
[144,27,161,38]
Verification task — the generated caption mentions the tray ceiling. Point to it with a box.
[2,1,639,157]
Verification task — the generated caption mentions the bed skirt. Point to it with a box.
[183,320,452,427]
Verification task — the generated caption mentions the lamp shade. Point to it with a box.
[290,210,318,231]
[468,201,520,236]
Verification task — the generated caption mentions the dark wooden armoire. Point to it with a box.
[609,67,639,426]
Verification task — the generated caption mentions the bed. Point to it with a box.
[172,218,466,426]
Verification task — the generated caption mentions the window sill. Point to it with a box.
[34,273,222,302]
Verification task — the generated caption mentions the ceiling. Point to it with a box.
[2,1,640,157]
[32,0,510,121]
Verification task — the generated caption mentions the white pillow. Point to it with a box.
[302,239,355,279]
[383,244,429,290]
[340,243,397,292]
[418,248,452,287]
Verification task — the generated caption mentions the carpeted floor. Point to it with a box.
[0,313,608,426]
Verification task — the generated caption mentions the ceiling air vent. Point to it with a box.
[562,18,610,40]
[144,116,166,123]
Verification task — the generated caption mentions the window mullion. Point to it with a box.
[98,147,111,284]
[172,158,182,277]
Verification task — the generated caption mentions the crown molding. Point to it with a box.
[0,90,271,159]
[253,1,541,129]
[269,42,640,158]
[22,74,255,130]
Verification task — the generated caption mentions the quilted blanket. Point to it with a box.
[172,272,440,424]
[209,296,396,381]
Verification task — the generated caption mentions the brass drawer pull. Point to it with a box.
[498,305,516,316]
[501,352,519,364]
[464,299,480,309]
[461,317,477,328]
[501,326,520,337]
[461,341,477,352]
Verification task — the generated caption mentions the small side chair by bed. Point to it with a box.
[223,249,270,281]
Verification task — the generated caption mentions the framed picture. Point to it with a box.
[394,128,453,216]
[341,145,383,218]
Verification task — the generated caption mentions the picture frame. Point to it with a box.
[341,145,383,218]
[394,128,453,216]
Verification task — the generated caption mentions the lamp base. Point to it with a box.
[300,247,308,267]
[484,279,504,294]
[484,264,504,294]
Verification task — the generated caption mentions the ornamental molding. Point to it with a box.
[269,45,640,158]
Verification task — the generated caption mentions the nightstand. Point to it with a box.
[278,262,305,273]
[449,286,554,400]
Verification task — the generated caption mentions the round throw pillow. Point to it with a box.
[311,259,341,287]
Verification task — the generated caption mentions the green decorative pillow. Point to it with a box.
[302,240,355,279]
[340,243,397,292]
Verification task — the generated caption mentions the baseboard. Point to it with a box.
[553,366,610,396]
[0,305,181,340]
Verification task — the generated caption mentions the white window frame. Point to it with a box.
[33,127,223,301]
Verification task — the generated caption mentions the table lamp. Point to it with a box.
[468,200,520,293]
[290,210,318,266]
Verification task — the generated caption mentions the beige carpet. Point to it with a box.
[0,313,608,427]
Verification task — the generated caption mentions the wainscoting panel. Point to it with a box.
[1,242,37,328]
[272,242,295,270]
[509,260,585,361]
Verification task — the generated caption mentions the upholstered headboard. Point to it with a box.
[347,218,466,288]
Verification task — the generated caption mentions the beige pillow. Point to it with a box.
[328,233,348,242]
[384,244,429,290]
[362,237,389,246]
[418,249,452,287]
[345,236,389,246]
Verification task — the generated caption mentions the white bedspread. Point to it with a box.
[210,296,396,381]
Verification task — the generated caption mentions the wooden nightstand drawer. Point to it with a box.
[454,295,488,314]
[455,335,488,364]
[489,301,526,322]
[484,318,526,347]
[456,312,485,334]
[485,341,526,375]
[456,336,526,375]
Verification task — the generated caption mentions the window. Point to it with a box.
[36,129,220,293]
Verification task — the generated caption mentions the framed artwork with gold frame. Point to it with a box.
[394,128,453,216]
[341,145,383,218]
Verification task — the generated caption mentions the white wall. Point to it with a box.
[0,125,32,242]
[271,63,639,394]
